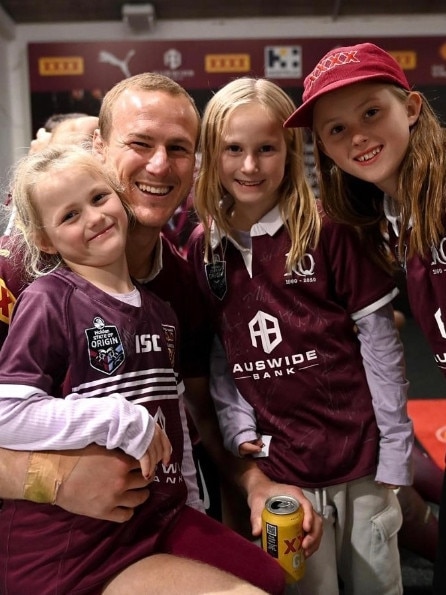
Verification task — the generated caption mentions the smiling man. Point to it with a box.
[0,73,322,594]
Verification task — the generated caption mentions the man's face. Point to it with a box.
[94,89,199,231]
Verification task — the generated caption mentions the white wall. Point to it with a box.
[1,11,446,184]
[0,6,14,187]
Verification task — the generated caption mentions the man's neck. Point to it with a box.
[127,224,161,280]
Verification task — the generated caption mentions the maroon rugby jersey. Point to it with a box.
[0,268,188,593]
[189,209,397,489]
[387,221,446,378]
[0,233,211,377]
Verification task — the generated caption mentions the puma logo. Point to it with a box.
[98,49,135,78]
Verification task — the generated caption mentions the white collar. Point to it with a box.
[209,204,284,250]
[383,194,413,238]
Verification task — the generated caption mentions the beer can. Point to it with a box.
[261,495,305,583]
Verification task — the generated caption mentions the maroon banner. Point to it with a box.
[28,36,446,93]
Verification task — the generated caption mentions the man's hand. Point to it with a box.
[55,444,150,522]
[241,464,323,558]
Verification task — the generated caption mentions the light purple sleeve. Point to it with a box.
[210,336,258,457]
[178,392,205,512]
[0,385,155,460]
[355,303,414,486]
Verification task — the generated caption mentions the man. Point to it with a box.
[28,112,98,154]
[0,73,321,592]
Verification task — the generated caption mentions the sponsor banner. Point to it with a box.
[28,36,446,92]
[38,56,84,76]
[205,54,251,73]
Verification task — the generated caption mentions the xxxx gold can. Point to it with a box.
[261,495,305,583]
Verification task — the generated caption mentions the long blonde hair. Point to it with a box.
[194,77,320,272]
[317,86,446,269]
[9,144,127,279]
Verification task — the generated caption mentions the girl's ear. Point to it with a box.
[407,91,422,126]
[315,135,328,156]
[34,231,58,255]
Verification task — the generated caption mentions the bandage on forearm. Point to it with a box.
[23,452,80,504]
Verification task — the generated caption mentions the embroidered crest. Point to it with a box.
[162,324,176,367]
[205,258,227,300]
[85,316,125,375]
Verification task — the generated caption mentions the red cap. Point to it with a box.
[284,42,410,128]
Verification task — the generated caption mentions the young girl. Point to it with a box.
[188,77,413,595]
[0,145,285,595]
[0,145,173,480]
[283,40,446,595]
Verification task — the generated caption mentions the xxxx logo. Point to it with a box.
[284,534,304,554]
[306,50,360,90]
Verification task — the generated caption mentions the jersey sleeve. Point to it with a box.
[178,392,205,512]
[0,282,156,459]
[320,214,398,318]
[210,336,258,457]
[0,386,155,459]
[356,304,414,486]
[0,282,69,392]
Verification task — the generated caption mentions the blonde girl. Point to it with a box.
[0,144,172,481]
[189,77,412,595]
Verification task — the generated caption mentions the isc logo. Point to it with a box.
[135,334,162,353]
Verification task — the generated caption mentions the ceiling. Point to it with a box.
[1,0,446,25]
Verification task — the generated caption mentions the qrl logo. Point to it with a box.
[284,252,315,277]
[431,238,446,265]
[248,311,282,354]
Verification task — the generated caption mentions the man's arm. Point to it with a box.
[183,376,323,558]
[0,448,28,498]
[238,459,323,559]
[0,445,151,522]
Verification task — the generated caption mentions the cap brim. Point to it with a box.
[284,99,317,129]
[284,72,409,129]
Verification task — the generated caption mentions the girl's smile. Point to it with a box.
[218,102,287,230]
[314,82,421,197]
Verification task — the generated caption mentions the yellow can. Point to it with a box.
[261,495,305,583]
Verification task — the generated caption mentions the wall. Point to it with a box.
[1,11,446,184]
[0,7,14,188]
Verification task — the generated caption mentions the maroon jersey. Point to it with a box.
[152,235,212,377]
[0,268,188,593]
[387,221,446,378]
[0,234,211,377]
[189,210,397,489]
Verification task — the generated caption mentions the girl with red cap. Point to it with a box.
[285,41,446,594]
